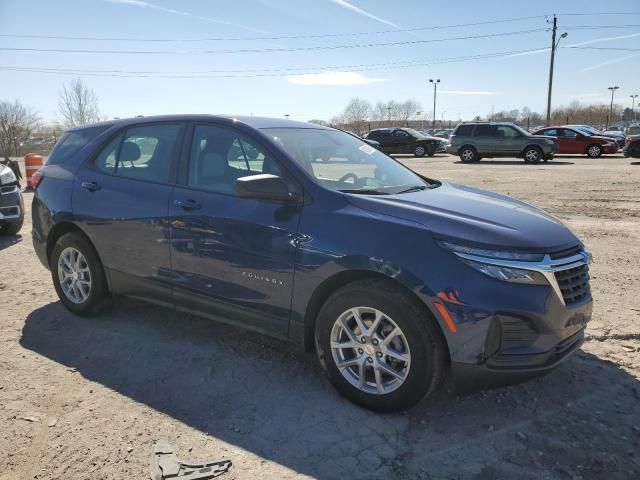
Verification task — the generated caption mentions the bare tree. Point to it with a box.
[342,97,371,134]
[58,78,102,128]
[0,100,40,157]
[396,100,421,127]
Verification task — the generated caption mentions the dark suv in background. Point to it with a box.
[32,115,591,412]
[449,122,558,163]
[366,128,446,157]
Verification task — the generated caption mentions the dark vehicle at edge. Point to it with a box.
[32,115,592,412]
[0,160,24,235]
[623,135,640,158]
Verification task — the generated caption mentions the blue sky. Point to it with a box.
[1,0,639,123]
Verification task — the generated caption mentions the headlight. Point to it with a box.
[459,258,547,284]
[438,241,548,284]
[438,241,544,262]
[0,165,17,185]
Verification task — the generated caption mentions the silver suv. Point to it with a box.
[448,122,558,163]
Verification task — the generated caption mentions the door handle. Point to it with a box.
[81,181,101,192]
[173,199,201,210]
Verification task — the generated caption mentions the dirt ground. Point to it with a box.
[1,154,639,480]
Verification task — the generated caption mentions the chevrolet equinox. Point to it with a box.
[32,115,592,412]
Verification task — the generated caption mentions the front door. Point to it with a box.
[169,123,301,337]
[494,125,523,155]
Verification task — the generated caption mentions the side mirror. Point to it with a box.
[235,174,298,203]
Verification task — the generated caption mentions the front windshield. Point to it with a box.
[404,128,425,137]
[262,128,428,194]
[575,126,595,136]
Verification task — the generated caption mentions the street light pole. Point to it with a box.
[607,86,619,130]
[429,78,440,131]
[631,94,638,123]
[545,15,568,126]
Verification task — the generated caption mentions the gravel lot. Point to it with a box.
[1,154,639,480]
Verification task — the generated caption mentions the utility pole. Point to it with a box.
[607,86,619,130]
[545,15,568,126]
[429,78,440,131]
[630,94,638,122]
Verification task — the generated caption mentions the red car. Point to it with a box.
[532,126,618,158]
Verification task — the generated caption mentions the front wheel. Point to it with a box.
[50,232,110,316]
[523,146,542,163]
[315,279,445,412]
[414,145,426,157]
[587,144,602,158]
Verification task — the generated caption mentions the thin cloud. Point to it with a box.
[582,53,640,72]
[566,32,640,48]
[287,71,387,86]
[105,0,273,35]
[440,90,496,96]
[329,0,398,27]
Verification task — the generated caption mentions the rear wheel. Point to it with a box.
[459,146,478,163]
[50,232,110,316]
[314,279,445,412]
[587,144,602,158]
[523,146,542,163]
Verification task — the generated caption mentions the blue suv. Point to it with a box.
[32,115,592,412]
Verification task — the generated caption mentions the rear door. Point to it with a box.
[168,122,301,337]
[72,122,185,305]
[473,124,496,155]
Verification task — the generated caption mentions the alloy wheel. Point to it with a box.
[330,307,411,395]
[57,247,92,304]
[525,148,540,162]
[415,146,425,156]
[461,149,474,162]
[588,145,601,158]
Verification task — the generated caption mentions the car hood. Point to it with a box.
[589,135,617,143]
[415,135,444,142]
[528,134,556,141]
[346,182,579,252]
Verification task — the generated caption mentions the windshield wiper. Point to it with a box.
[338,188,390,195]
[397,185,427,194]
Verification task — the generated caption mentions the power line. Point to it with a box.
[0,28,548,55]
[0,15,547,42]
[0,47,550,79]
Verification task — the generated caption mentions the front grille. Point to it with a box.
[554,264,591,306]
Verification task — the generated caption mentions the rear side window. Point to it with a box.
[47,125,110,165]
[454,125,473,136]
[475,125,495,137]
[91,123,182,183]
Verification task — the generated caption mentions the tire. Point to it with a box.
[426,145,436,157]
[586,144,602,158]
[0,215,23,236]
[459,146,478,163]
[314,279,446,412]
[50,232,110,316]
[414,145,426,157]
[523,146,542,163]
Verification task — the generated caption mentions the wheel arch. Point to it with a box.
[520,143,543,155]
[46,222,111,289]
[301,269,451,364]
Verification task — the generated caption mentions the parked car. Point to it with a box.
[623,135,640,158]
[343,130,382,150]
[433,129,453,139]
[531,126,618,158]
[0,160,24,235]
[567,125,626,149]
[33,115,592,412]
[626,124,640,136]
[365,128,446,157]
[448,122,558,163]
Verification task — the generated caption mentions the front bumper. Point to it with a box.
[603,144,619,154]
[451,328,585,393]
[0,184,22,223]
